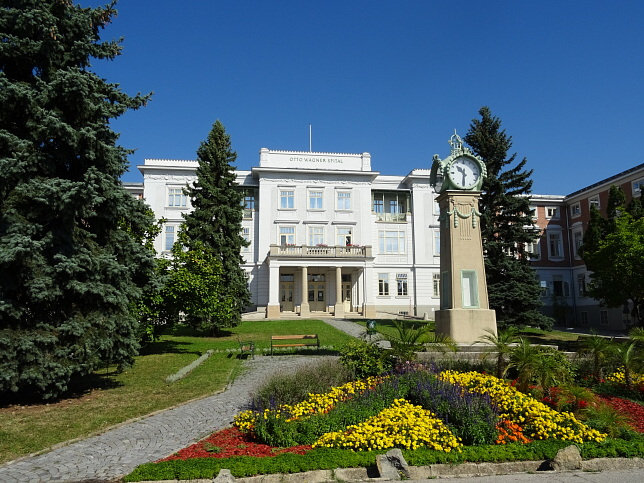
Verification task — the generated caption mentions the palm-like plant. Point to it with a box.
[477,328,519,379]
[611,340,642,389]
[508,338,541,392]
[580,332,614,381]
[385,320,432,362]
[629,327,644,343]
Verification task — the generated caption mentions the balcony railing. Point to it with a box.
[269,244,372,258]
[374,212,408,222]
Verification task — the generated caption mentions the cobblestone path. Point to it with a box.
[0,355,336,482]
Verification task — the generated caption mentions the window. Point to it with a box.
[242,227,250,246]
[577,273,586,296]
[337,191,351,210]
[396,273,408,296]
[434,200,440,216]
[570,202,581,217]
[529,205,537,220]
[461,270,479,308]
[336,227,352,246]
[434,231,440,255]
[241,189,256,218]
[164,225,176,251]
[573,231,583,258]
[378,273,389,296]
[525,239,540,259]
[552,275,570,297]
[589,195,600,210]
[540,279,550,297]
[379,230,406,254]
[600,310,608,325]
[372,191,410,222]
[433,273,440,297]
[279,226,295,245]
[580,311,588,325]
[633,178,644,194]
[308,226,324,246]
[308,190,323,210]
[280,189,294,209]
[547,231,563,259]
[168,187,187,207]
[546,206,559,219]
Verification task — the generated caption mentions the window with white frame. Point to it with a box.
[279,226,295,245]
[308,189,323,210]
[570,202,581,217]
[396,273,408,296]
[434,230,440,255]
[336,190,351,210]
[378,273,389,296]
[573,230,583,258]
[633,178,644,195]
[308,225,325,246]
[433,273,440,297]
[168,187,187,207]
[371,191,409,222]
[589,195,600,210]
[525,238,540,259]
[379,230,405,254]
[241,189,256,218]
[547,230,563,259]
[336,227,352,246]
[545,206,559,219]
[529,205,537,220]
[600,310,608,325]
[164,225,176,251]
[279,189,294,209]
[433,200,440,215]
[241,227,250,250]
[577,273,586,296]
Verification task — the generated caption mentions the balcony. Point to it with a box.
[374,212,408,222]
[269,244,372,258]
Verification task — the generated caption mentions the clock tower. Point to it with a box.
[430,132,497,343]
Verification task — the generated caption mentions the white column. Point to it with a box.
[334,266,345,317]
[266,263,280,318]
[300,266,310,317]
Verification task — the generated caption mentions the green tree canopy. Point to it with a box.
[0,1,155,399]
[180,120,250,329]
[464,107,552,329]
[582,186,644,327]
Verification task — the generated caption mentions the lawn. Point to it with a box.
[0,319,353,464]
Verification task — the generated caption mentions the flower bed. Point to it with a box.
[598,395,644,433]
[438,371,606,444]
[160,427,310,461]
[312,399,462,451]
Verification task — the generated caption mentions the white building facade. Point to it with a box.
[138,149,442,319]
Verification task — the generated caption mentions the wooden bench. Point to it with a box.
[270,334,319,355]
[238,338,255,359]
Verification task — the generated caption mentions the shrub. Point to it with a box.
[339,340,392,378]
[249,359,353,410]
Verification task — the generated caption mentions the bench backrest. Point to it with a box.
[271,334,317,340]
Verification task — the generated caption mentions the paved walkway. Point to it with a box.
[0,354,339,482]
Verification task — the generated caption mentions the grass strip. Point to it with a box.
[124,437,644,481]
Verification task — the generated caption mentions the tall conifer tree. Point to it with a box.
[182,120,250,328]
[0,1,155,399]
[464,107,552,328]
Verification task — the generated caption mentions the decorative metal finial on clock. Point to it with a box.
[449,129,463,155]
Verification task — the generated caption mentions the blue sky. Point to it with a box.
[88,0,644,195]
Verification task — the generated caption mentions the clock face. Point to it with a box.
[448,156,481,190]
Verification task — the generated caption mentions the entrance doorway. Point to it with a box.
[280,274,295,312]
[308,274,326,312]
[342,274,352,312]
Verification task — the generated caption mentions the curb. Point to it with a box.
[136,457,644,482]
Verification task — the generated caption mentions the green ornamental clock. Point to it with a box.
[430,131,486,192]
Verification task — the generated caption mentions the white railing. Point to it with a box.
[269,245,372,258]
